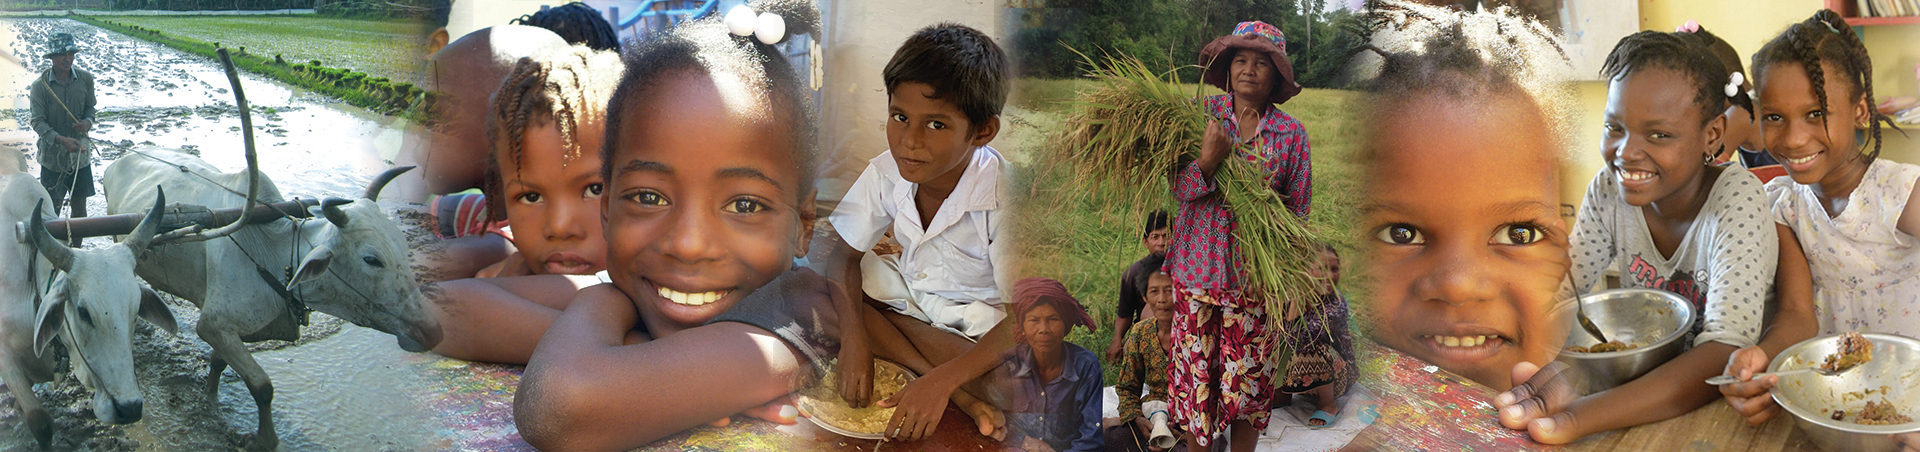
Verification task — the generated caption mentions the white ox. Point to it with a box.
[2,172,178,449]
[102,148,441,451]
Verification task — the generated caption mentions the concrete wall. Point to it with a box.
[817,0,1001,199]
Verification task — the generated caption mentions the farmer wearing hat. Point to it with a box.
[1166,20,1311,452]
[29,32,98,231]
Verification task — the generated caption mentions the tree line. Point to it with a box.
[1011,0,1363,88]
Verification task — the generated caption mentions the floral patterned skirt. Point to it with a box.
[1168,284,1277,446]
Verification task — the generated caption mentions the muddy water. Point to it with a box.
[1,18,440,451]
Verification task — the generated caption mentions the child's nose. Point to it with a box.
[545,199,588,240]
[1417,246,1498,307]
[658,208,723,264]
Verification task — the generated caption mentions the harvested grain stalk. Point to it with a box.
[1045,50,1325,334]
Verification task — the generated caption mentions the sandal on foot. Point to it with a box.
[1307,410,1337,430]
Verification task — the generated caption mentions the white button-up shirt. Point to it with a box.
[831,146,1009,305]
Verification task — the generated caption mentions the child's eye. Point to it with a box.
[1808,110,1826,121]
[1648,132,1672,140]
[585,183,603,198]
[1762,113,1783,123]
[891,113,908,123]
[1492,223,1544,245]
[626,191,667,206]
[1603,123,1623,135]
[1374,224,1424,245]
[724,198,769,214]
[927,121,946,130]
[516,192,543,205]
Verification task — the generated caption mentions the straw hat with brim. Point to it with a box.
[43,33,79,58]
[1199,21,1302,106]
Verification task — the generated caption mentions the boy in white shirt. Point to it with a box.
[829,23,1016,442]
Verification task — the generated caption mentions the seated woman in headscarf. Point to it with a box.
[996,278,1105,452]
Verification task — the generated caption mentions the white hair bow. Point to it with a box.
[724,5,786,45]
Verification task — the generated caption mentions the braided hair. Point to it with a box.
[1753,9,1901,162]
[1682,26,1753,118]
[602,0,822,200]
[1600,31,1729,130]
[1351,1,1576,159]
[482,45,624,221]
[513,2,622,51]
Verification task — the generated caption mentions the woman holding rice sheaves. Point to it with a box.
[1168,20,1312,452]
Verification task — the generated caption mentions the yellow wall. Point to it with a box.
[1564,0,1919,209]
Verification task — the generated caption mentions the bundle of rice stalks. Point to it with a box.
[1044,50,1327,334]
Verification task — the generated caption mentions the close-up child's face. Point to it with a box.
[1145,271,1175,316]
[603,70,815,333]
[1228,49,1276,101]
[1758,61,1869,185]
[886,82,985,185]
[501,120,608,275]
[1021,302,1067,353]
[1362,92,1570,390]
[1603,67,1723,207]
[1144,227,1170,256]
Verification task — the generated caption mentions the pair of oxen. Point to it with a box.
[1,148,438,451]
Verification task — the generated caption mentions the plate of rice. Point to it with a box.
[798,359,916,439]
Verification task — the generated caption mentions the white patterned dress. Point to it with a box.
[1767,159,1920,337]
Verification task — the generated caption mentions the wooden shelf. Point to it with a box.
[1826,0,1920,26]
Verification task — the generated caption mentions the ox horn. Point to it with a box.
[154,50,261,245]
[364,166,415,201]
[123,186,166,252]
[28,200,74,271]
[320,198,353,227]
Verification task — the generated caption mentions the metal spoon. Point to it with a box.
[1706,364,1860,386]
[1576,292,1608,344]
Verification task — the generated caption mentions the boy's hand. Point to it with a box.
[1495,361,1585,444]
[75,120,90,133]
[837,337,874,408]
[877,375,959,441]
[1720,346,1781,425]
[1198,120,1231,172]
[1105,340,1125,362]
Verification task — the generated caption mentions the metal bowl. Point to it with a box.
[1770,333,1920,452]
[796,359,917,440]
[1556,288,1695,392]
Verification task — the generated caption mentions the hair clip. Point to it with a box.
[1725,71,1744,98]
[1823,20,1842,34]
[1676,19,1700,33]
[723,5,786,45]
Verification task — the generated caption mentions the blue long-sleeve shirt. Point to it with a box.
[1000,342,1104,452]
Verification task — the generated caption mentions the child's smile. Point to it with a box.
[1362,92,1571,390]
[1602,67,1722,208]
[1758,61,1869,187]
[604,70,814,335]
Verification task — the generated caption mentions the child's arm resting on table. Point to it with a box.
[515,284,809,451]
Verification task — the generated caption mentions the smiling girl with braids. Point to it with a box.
[513,1,843,449]
[1496,25,1791,446]
[1718,13,1920,444]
